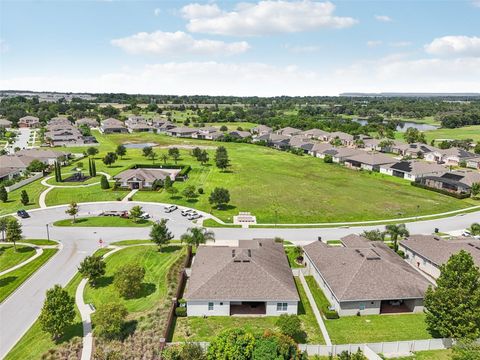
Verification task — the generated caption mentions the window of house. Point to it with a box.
[277,302,288,311]
[359,303,366,310]
[208,302,214,311]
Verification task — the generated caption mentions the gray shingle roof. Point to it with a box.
[400,235,480,267]
[186,239,299,302]
[304,240,431,302]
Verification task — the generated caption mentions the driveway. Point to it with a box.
[0,201,478,358]
[5,128,32,154]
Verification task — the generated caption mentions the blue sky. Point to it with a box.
[1,0,479,95]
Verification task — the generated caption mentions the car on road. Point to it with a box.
[17,209,30,218]
[140,212,150,220]
[164,205,178,213]
[181,209,194,216]
[187,213,202,220]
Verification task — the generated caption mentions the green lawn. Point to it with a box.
[424,125,480,143]
[84,245,184,315]
[20,239,58,246]
[53,216,152,227]
[0,248,58,302]
[0,245,36,272]
[285,246,304,268]
[172,277,324,344]
[0,178,47,216]
[325,313,432,344]
[109,239,182,246]
[392,349,452,360]
[203,218,241,228]
[5,272,84,360]
[47,131,474,224]
[45,173,104,186]
[304,276,331,314]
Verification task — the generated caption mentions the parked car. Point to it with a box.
[181,209,193,216]
[164,205,178,213]
[17,209,30,218]
[188,213,202,220]
[140,212,150,220]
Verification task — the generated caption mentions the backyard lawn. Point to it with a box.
[0,245,36,272]
[84,245,185,314]
[0,248,58,302]
[393,349,453,360]
[41,131,475,223]
[0,178,47,216]
[285,246,304,268]
[53,216,153,227]
[172,277,325,344]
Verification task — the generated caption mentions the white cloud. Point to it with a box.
[389,41,412,47]
[181,1,358,36]
[284,44,321,53]
[2,56,479,96]
[154,8,161,16]
[367,40,382,48]
[374,15,392,22]
[424,35,480,56]
[111,31,250,56]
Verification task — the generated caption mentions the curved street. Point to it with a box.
[0,201,479,358]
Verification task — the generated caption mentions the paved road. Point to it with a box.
[5,128,32,154]
[0,201,478,358]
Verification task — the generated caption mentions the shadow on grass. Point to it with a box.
[0,276,17,287]
[292,330,308,344]
[72,218,89,224]
[214,204,237,211]
[55,321,83,344]
[16,246,36,254]
[160,245,182,253]
[126,283,156,299]
[95,276,114,288]
[186,199,198,204]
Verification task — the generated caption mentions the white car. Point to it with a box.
[164,205,178,213]
[140,213,150,219]
[181,209,193,216]
[188,213,202,220]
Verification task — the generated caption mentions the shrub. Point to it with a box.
[113,263,145,298]
[324,154,333,163]
[100,175,110,189]
[175,307,187,317]
[198,187,204,195]
[94,302,128,339]
[411,181,470,199]
[275,314,302,339]
[324,309,340,319]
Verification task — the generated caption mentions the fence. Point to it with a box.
[159,246,193,352]
[5,172,43,192]
[299,338,454,357]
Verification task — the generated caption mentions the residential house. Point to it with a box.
[192,127,224,140]
[185,239,299,316]
[125,116,155,133]
[327,132,355,147]
[425,147,476,166]
[300,128,330,141]
[0,149,70,177]
[167,127,199,138]
[304,236,430,316]
[0,119,12,128]
[380,160,447,181]
[48,117,72,127]
[416,170,480,195]
[323,147,364,163]
[154,120,177,133]
[400,235,480,279]
[308,143,336,158]
[100,118,128,134]
[15,149,70,165]
[276,127,303,137]
[45,124,85,146]
[18,116,40,128]
[229,130,251,139]
[114,168,180,190]
[344,152,396,171]
[251,124,273,136]
[0,167,21,181]
[75,118,99,128]
[391,142,437,159]
[466,157,480,170]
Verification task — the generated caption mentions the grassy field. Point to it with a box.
[45,173,104,186]
[53,216,152,227]
[84,245,184,315]
[5,272,84,360]
[0,178,47,216]
[0,245,36,272]
[424,125,480,143]
[43,131,475,224]
[393,349,452,360]
[172,277,324,344]
[0,248,58,302]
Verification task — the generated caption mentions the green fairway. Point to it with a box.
[0,178,47,216]
[53,216,152,227]
[0,248,58,302]
[84,245,184,314]
[45,131,474,224]
[5,273,84,360]
[424,125,480,143]
[172,277,324,344]
[0,245,36,272]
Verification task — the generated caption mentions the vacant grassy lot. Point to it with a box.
[0,245,36,272]
[0,248,58,302]
[44,131,474,223]
[53,216,152,227]
[172,277,324,344]
[0,178,47,216]
[84,245,184,314]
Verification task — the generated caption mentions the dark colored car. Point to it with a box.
[17,210,30,218]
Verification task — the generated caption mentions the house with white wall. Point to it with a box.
[303,235,430,316]
[185,239,299,317]
[399,235,480,279]
[379,160,447,181]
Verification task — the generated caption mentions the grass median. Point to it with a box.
[53,216,153,227]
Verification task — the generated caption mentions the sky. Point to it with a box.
[0,0,479,96]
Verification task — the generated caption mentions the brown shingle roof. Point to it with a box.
[304,240,431,302]
[400,235,480,267]
[186,239,299,302]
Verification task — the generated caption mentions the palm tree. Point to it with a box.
[384,223,409,252]
[469,223,480,236]
[180,227,215,248]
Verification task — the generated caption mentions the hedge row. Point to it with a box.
[411,181,471,199]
